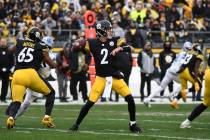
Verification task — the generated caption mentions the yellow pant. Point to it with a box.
[179,68,199,91]
[89,76,131,102]
[203,69,210,107]
[11,68,53,102]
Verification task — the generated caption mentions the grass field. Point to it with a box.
[0,104,210,140]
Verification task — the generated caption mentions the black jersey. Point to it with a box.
[179,51,203,75]
[88,37,124,78]
[15,38,48,70]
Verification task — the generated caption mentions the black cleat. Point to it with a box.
[129,123,143,134]
[69,124,79,131]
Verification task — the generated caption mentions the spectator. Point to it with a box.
[0,38,14,103]
[41,15,56,35]
[56,44,70,102]
[137,41,155,102]
[193,0,205,18]
[69,31,90,103]
[159,40,176,98]
[130,1,145,23]
[112,20,125,38]
[125,20,145,48]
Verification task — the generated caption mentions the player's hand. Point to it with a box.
[110,47,123,56]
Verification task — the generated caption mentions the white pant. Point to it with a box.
[147,69,181,101]
[15,89,39,119]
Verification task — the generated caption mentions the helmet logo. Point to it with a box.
[35,32,41,38]
[96,23,101,29]
[109,41,114,46]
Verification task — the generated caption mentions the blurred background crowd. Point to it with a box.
[0,0,210,46]
[0,0,209,103]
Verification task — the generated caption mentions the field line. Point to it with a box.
[4,127,209,140]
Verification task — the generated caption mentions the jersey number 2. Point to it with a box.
[101,49,108,64]
[17,47,34,63]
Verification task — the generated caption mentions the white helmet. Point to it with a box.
[182,41,192,52]
[42,36,54,48]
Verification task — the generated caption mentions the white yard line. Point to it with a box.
[6,127,209,140]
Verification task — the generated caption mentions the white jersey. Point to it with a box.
[168,51,187,74]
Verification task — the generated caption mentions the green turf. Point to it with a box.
[0,104,210,140]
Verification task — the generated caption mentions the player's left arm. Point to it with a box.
[193,54,203,81]
[110,38,134,56]
[42,50,57,68]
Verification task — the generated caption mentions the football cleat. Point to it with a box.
[129,123,143,134]
[69,124,79,131]
[170,100,179,109]
[181,90,187,102]
[180,119,191,129]
[143,98,151,108]
[6,117,15,129]
[42,116,55,128]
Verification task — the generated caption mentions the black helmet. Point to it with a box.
[95,20,112,38]
[26,27,42,42]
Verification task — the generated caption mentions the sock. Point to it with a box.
[45,91,55,116]
[188,103,208,121]
[125,95,136,121]
[130,121,136,126]
[75,100,94,125]
[176,92,182,100]
[9,101,21,118]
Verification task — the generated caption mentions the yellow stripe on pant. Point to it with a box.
[11,68,52,102]
[89,76,131,102]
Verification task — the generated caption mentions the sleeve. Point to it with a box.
[159,52,164,70]
[137,52,142,68]
[196,53,204,62]
[117,38,126,47]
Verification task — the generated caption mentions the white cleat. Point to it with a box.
[180,119,191,129]
[143,98,151,108]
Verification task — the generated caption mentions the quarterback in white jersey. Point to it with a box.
[14,36,54,119]
[143,42,192,108]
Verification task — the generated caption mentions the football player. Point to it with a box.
[177,44,203,102]
[13,36,55,119]
[180,54,210,129]
[143,42,193,108]
[69,20,142,133]
[6,27,57,129]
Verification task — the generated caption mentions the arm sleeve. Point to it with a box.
[137,52,142,68]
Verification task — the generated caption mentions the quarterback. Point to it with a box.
[69,20,142,133]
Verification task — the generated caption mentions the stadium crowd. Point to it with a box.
[0,0,209,103]
[0,0,210,44]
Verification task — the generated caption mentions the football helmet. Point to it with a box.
[192,43,202,54]
[26,26,43,42]
[95,20,113,39]
[42,36,54,48]
[182,41,192,52]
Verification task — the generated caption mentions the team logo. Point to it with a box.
[35,32,40,38]
[96,23,101,29]
[109,41,114,46]
[165,55,173,63]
